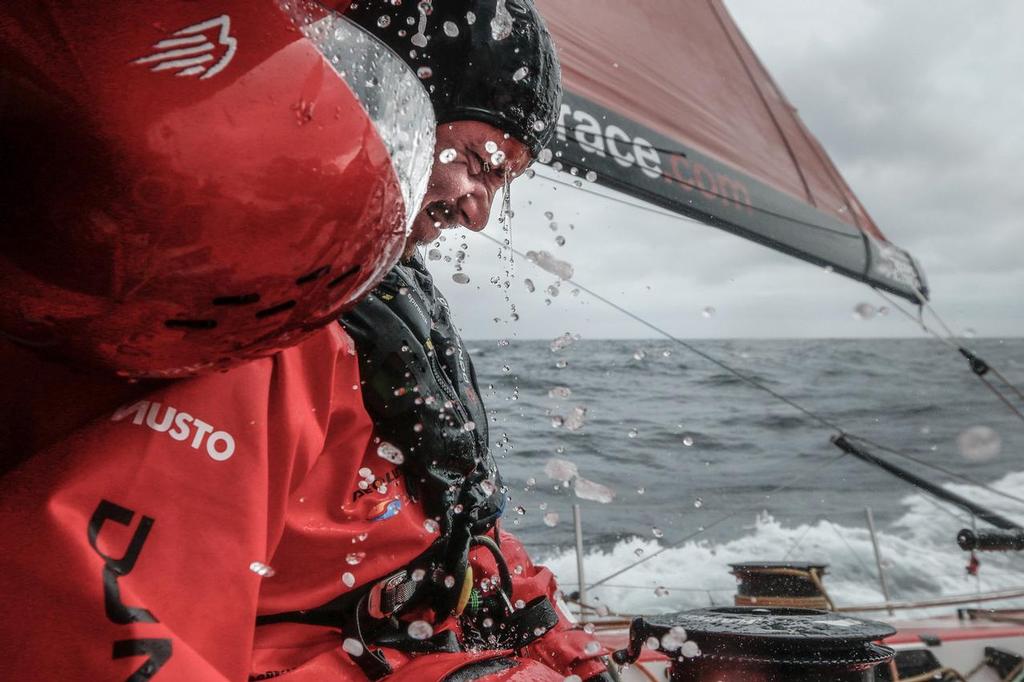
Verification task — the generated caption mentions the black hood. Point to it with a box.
[346,0,561,155]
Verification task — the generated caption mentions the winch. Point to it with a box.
[613,606,895,681]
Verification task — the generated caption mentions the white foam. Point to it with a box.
[546,470,1024,619]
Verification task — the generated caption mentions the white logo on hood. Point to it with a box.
[134,15,237,80]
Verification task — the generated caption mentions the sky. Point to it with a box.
[433,1,1024,340]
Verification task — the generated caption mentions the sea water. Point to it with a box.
[472,337,1024,616]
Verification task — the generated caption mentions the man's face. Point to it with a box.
[405,120,532,258]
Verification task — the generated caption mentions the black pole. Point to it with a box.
[831,435,1020,531]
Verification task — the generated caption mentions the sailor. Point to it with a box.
[244,1,610,679]
[0,2,432,679]
[248,2,611,680]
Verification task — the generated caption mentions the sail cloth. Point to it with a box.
[534,0,928,301]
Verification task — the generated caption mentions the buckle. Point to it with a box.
[367,569,419,619]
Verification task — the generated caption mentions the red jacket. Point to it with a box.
[0,326,604,680]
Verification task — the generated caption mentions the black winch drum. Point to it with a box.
[614,606,896,681]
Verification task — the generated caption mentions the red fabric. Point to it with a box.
[0,1,406,377]
[0,326,369,680]
[0,324,573,680]
[535,0,885,239]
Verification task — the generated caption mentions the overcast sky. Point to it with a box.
[433,1,1024,340]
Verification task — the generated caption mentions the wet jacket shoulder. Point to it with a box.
[341,255,503,531]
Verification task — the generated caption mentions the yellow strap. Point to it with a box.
[455,565,474,616]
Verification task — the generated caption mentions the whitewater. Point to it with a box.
[470,338,1024,617]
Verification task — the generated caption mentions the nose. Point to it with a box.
[458,175,500,231]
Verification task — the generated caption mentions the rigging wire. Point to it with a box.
[536,172,704,224]
[781,515,821,560]
[824,519,879,579]
[846,433,1024,508]
[477,231,1024,588]
[583,454,853,590]
[481,231,1022,507]
[873,287,1024,425]
[536,150,858,239]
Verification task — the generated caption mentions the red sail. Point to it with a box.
[536,0,927,300]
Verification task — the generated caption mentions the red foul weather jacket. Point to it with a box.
[0,326,605,680]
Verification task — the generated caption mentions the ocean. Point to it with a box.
[467,337,1024,616]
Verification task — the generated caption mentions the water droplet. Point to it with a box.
[627,428,638,438]
[693,497,704,508]
[480,479,497,496]
[537,148,553,164]
[683,435,694,447]
[852,302,876,320]
[524,278,535,293]
[633,349,646,361]
[249,561,275,577]
[428,248,442,260]
[377,442,404,464]
[544,211,554,220]
[490,0,513,39]
[701,306,716,319]
[343,637,365,656]
[533,120,547,132]
[452,272,470,284]
[512,66,529,81]
[548,386,572,399]
[490,150,506,166]
[958,425,1001,462]
[651,527,664,538]
[646,636,661,650]
[681,640,701,658]
[442,20,459,36]
[377,15,392,28]
[585,170,597,182]
[407,620,434,640]
[462,421,476,431]
[660,626,688,651]
[574,477,615,503]
[514,598,526,609]
[466,10,476,24]
[342,572,356,587]
[637,487,645,495]
[555,235,566,246]
[439,148,457,163]
[411,568,426,581]
[358,467,372,478]
[555,360,568,369]
[654,586,670,597]
[482,617,493,628]
[543,512,560,527]
[584,641,601,656]
[525,250,574,280]
[346,552,365,565]
[444,575,456,588]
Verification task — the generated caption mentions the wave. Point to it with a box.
[541,469,1024,619]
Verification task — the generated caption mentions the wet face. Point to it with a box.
[405,120,532,258]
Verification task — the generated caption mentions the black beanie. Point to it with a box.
[346,0,562,155]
